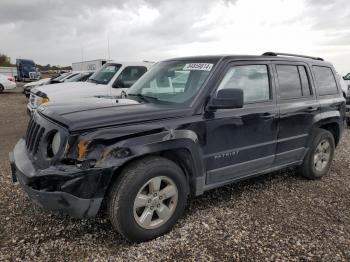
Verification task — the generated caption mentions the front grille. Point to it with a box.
[26,118,45,155]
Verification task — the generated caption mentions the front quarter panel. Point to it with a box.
[67,118,207,195]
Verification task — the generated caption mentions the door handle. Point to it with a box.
[304,106,319,113]
[260,113,276,119]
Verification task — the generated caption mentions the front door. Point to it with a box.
[203,62,278,185]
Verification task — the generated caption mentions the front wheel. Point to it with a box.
[0,84,4,93]
[298,128,335,179]
[108,156,189,242]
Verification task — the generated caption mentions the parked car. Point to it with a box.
[0,74,16,92]
[63,71,94,83]
[27,61,152,114]
[23,72,71,97]
[23,72,93,98]
[343,73,350,92]
[10,52,345,242]
[343,73,350,125]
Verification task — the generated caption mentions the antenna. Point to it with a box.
[81,47,84,71]
[107,36,111,60]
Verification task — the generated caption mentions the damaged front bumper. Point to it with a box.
[9,139,113,218]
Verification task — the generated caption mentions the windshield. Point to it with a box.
[64,72,93,82]
[52,72,71,81]
[127,60,216,104]
[87,63,121,85]
[20,60,36,72]
[344,73,350,80]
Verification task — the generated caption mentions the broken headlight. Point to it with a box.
[48,131,61,157]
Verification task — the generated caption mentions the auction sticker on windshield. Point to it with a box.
[183,63,213,71]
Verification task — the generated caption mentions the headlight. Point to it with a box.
[37,96,49,106]
[52,132,61,155]
[48,132,61,157]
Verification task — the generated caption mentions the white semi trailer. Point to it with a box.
[72,59,109,71]
[0,67,17,78]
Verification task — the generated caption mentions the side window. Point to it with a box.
[276,65,301,99]
[217,65,270,103]
[313,66,338,95]
[276,65,312,99]
[114,66,147,88]
[298,66,312,96]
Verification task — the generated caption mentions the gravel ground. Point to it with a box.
[1,86,350,261]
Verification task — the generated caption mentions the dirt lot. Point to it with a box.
[1,86,350,261]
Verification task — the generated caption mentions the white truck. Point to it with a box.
[28,61,153,114]
[72,59,109,72]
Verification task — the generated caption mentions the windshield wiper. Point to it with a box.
[128,93,158,103]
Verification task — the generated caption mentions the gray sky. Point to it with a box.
[1,0,349,74]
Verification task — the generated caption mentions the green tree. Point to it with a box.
[0,53,13,67]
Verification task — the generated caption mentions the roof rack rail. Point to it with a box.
[262,52,324,61]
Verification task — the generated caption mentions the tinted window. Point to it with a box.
[298,66,311,96]
[276,65,302,99]
[114,66,147,88]
[313,66,338,95]
[217,65,270,103]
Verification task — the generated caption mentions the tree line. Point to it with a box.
[0,53,71,71]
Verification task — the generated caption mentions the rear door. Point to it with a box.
[273,62,320,166]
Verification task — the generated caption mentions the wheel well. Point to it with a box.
[319,123,340,146]
[109,149,196,196]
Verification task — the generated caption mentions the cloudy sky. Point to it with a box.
[1,0,349,74]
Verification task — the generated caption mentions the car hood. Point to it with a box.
[24,78,51,87]
[32,82,104,101]
[38,98,191,132]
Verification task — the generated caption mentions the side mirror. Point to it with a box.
[208,88,244,110]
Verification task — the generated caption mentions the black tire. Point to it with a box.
[0,84,4,93]
[108,156,189,242]
[298,128,335,179]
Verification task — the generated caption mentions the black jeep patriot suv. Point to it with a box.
[10,52,346,242]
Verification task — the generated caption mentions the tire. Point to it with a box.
[298,128,335,179]
[0,84,4,93]
[108,156,189,242]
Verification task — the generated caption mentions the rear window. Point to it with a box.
[313,66,338,95]
[276,65,311,99]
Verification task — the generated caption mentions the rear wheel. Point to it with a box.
[108,156,189,242]
[298,128,335,179]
